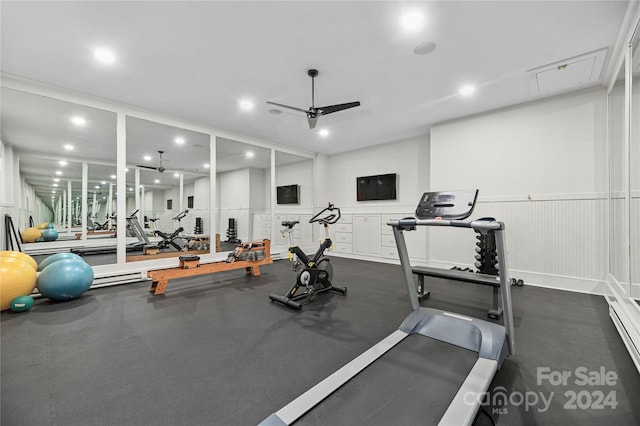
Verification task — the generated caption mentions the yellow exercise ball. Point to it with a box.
[0,251,37,270]
[36,222,49,230]
[0,257,37,311]
[21,227,42,243]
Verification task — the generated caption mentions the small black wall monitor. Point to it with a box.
[277,184,299,204]
[356,173,397,201]
[187,196,194,209]
[166,199,173,210]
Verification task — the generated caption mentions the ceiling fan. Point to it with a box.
[137,150,167,173]
[267,69,360,129]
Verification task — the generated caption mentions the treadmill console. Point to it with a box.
[415,190,479,220]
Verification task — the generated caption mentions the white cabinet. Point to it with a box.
[353,215,381,256]
[252,214,271,240]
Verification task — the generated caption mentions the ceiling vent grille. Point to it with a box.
[527,48,608,96]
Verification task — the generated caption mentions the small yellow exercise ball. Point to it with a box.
[0,257,37,311]
[36,222,50,230]
[0,251,37,270]
[21,227,42,243]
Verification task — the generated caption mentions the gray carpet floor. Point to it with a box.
[1,256,639,425]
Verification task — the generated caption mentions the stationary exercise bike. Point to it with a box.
[269,203,347,310]
[154,209,190,252]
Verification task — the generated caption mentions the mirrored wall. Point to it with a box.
[215,137,271,251]
[273,151,315,248]
[126,116,211,261]
[631,26,640,300]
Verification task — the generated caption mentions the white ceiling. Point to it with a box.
[0,1,631,205]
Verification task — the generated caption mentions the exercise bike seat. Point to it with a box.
[281,221,299,229]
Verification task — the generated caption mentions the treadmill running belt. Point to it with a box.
[295,334,478,426]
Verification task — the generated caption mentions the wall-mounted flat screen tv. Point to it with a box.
[277,184,299,204]
[356,173,397,201]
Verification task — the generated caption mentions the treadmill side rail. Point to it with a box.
[438,358,498,426]
[263,330,408,426]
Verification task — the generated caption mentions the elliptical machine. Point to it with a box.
[269,203,347,310]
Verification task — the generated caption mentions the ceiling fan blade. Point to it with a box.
[307,115,319,129]
[136,165,159,171]
[266,101,309,114]
[317,101,361,116]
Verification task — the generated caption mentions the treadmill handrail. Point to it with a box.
[387,217,504,232]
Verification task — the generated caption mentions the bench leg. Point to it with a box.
[246,265,261,277]
[150,279,169,296]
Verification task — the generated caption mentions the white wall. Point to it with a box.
[430,88,608,293]
[326,135,430,213]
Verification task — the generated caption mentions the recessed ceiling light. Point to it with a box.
[94,48,116,64]
[319,129,330,137]
[154,179,160,184]
[55,170,62,175]
[95,185,100,189]
[269,109,282,115]
[125,168,129,172]
[239,99,254,111]
[63,144,74,151]
[245,151,255,158]
[53,178,60,182]
[110,174,116,179]
[59,160,67,166]
[51,190,56,194]
[101,181,106,185]
[174,137,185,145]
[52,183,58,187]
[458,85,476,97]
[401,10,425,33]
[71,116,86,126]
[143,155,152,161]
[173,173,180,178]
[102,196,106,200]
[203,163,210,169]
[128,188,133,191]
[414,41,437,55]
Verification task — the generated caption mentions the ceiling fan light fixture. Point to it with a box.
[414,41,437,55]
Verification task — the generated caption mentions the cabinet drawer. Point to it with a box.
[334,232,352,243]
[334,223,352,233]
[381,234,395,247]
[381,246,398,259]
[332,243,352,253]
[339,214,352,224]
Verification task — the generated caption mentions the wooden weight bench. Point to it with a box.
[148,239,272,296]
[412,265,503,319]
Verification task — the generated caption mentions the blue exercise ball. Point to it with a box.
[41,228,59,241]
[37,252,84,272]
[37,259,94,301]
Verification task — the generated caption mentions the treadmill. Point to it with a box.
[259,190,515,426]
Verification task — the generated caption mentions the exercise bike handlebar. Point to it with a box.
[173,209,189,221]
[309,202,341,225]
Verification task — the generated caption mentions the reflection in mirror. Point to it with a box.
[215,138,271,253]
[126,116,210,262]
[0,88,117,266]
[274,151,314,251]
[631,29,640,301]
[609,58,629,294]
